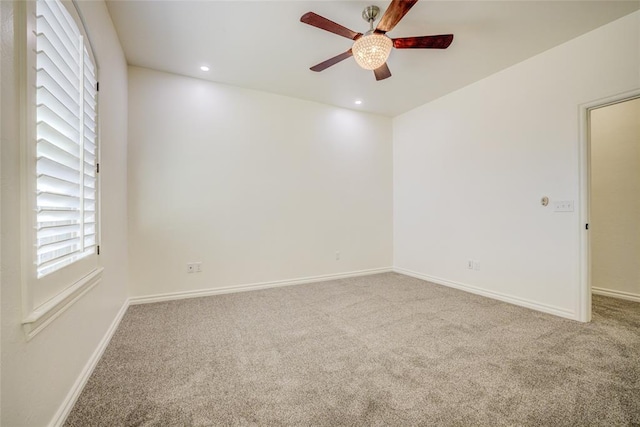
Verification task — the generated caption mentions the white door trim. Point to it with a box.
[578,88,640,322]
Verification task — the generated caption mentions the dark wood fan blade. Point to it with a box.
[301,12,362,40]
[373,63,392,81]
[310,49,353,72]
[376,0,419,33]
[393,34,454,49]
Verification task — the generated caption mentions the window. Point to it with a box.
[21,0,101,338]
[36,0,98,277]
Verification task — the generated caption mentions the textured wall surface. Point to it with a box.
[127,66,393,298]
[393,12,640,319]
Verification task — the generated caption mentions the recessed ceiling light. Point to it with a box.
[200,66,210,71]
[355,100,362,105]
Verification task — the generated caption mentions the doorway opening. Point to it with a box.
[580,91,640,322]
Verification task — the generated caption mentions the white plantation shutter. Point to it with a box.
[35,0,98,278]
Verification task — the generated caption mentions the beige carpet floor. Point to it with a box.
[66,272,640,426]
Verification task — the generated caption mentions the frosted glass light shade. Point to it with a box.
[352,33,392,70]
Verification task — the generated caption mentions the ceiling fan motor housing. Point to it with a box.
[362,5,381,23]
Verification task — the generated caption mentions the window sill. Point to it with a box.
[22,267,104,340]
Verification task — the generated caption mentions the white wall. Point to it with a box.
[393,11,640,319]
[128,67,393,298]
[591,97,640,300]
[0,2,128,425]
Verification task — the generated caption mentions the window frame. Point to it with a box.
[20,0,102,340]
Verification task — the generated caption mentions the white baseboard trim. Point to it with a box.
[394,267,577,320]
[592,287,640,303]
[129,267,394,305]
[50,298,130,427]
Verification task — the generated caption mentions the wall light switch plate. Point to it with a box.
[553,200,574,212]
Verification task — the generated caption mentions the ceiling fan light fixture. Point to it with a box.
[352,33,392,70]
[301,1,453,80]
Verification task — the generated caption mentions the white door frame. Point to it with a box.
[577,88,640,322]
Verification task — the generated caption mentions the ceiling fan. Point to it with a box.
[300,0,453,81]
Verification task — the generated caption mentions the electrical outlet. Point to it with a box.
[473,260,480,271]
[187,262,202,273]
[468,260,473,269]
[336,251,340,261]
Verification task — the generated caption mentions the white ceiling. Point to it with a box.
[105,0,639,117]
